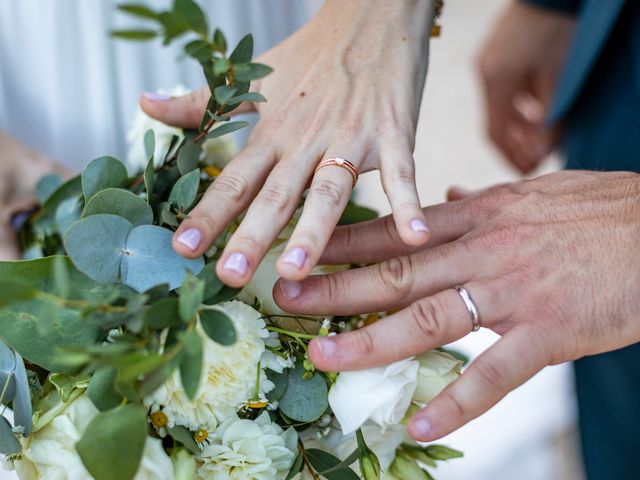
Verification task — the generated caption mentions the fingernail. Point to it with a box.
[282,247,307,269]
[143,92,172,101]
[410,219,429,234]
[409,417,432,438]
[316,337,337,358]
[176,228,202,251]
[223,253,248,276]
[279,279,302,300]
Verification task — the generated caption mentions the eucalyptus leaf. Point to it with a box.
[159,10,191,44]
[111,29,158,40]
[266,369,288,402]
[229,34,253,63]
[87,367,123,412]
[83,188,153,226]
[13,354,32,436]
[36,174,63,205]
[168,169,200,210]
[82,156,128,201]
[233,63,274,82]
[227,91,266,105]
[306,449,360,480]
[0,340,16,404]
[206,121,249,140]
[199,308,236,346]
[213,58,230,76]
[178,273,204,322]
[121,224,204,292]
[168,425,202,454]
[179,331,203,400]
[285,451,304,480]
[143,297,181,329]
[279,365,328,423]
[144,129,155,163]
[0,281,36,307]
[144,155,155,202]
[197,263,224,303]
[204,285,240,305]
[175,0,207,35]
[0,416,20,456]
[76,404,148,480]
[318,448,361,476]
[212,28,227,53]
[177,143,202,175]
[117,4,160,20]
[55,196,83,235]
[184,40,211,63]
[214,85,237,105]
[338,203,379,226]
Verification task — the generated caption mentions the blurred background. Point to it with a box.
[0,0,583,478]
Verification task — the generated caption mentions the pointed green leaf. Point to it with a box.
[179,331,203,400]
[214,85,237,105]
[83,188,153,226]
[212,28,227,53]
[87,367,123,412]
[206,121,249,140]
[233,63,273,82]
[82,156,128,201]
[111,29,158,40]
[144,129,155,162]
[229,34,253,63]
[168,168,200,210]
[178,273,204,322]
[199,308,236,346]
[12,352,32,435]
[117,4,160,20]
[306,449,359,480]
[197,263,224,303]
[184,39,212,63]
[76,404,148,480]
[143,297,181,329]
[144,154,155,201]
[227,91,267,105]
[0,340,16,404]
[175,0,207,35]
[285,450,304,480]
[168,425,202,454]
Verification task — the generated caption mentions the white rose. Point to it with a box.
[14,394,172,480]
[195,411,297,480]
[145,301,272,432]
[413,350,463,403]
[328,358,419,435]
[126,85,237,174]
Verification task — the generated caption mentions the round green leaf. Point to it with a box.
[199,308,236,346]
[76,404,148,480]
[64,214,133,283]
[266,369,288,402]
[0,340,16,403]
[55,196,83,235]
[177,143,202,175]
[82,156,128,201]
[179,331,203,400]
[36,173,63,205]
[121,225,204,292]
[278,365,328,423]
[83,188,153,226]
[168,169,200,210]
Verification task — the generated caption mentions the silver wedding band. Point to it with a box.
[454,285,481,332]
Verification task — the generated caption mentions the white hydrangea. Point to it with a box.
[126,85,237,174]
[13,394,172,480]
[195,412,297,480]
[144,301,274,432]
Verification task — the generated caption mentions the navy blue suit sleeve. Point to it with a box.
[521,0,580,14]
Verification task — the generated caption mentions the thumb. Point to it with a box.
[140,85,256,129]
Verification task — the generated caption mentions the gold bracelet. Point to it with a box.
[431,0,444,37]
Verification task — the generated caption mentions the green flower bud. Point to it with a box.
[360,450,381,480]
[171,447,197,480]
[390,456,430,480]
[425,444,463,461]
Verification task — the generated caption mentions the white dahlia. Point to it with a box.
[195,412,297,480]
[144,301,274,432]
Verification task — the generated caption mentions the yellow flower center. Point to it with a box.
[150,411,169,429]
[247,400,269,409]
[364,314,379,326]
[194,429,209,444]
[203,166,222,178]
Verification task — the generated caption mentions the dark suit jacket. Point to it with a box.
[526,0,640,171]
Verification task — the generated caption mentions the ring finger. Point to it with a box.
[276,146,364,281]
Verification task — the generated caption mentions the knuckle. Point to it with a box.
[440,389,467,419]
[213,173,251,203]
[409,297,443,341]
[376,256,413,297]
[474,359,507,389]
[231,233,264,254]
[312,179,346,207]
[256,186,292,211]
[321,272,345,304]
[353,328,376,358]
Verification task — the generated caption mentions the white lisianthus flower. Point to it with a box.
[126,85,236,174]
[145,301,273,431]
[14,394,172,480]
[329,358,419,435]
[413,350,463,403]
[195,411,297,480]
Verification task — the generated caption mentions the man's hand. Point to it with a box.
[273,171,640,442]
[477,2,576,172]
[142,0,434,288]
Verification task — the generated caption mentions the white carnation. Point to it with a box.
[126,85,237,174]
[195,412,297,480]
[145,301,273,431]
[14,394,172,480]
[413,350,463,403]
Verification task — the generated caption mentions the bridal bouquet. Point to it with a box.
[0,2,462,479]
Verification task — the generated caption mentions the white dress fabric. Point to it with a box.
[0,0,317,171]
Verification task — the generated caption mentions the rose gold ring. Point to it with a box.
[314,158,358,187]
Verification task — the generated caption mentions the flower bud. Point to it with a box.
[390,455,430,480]
[172,447,197,480]
[360,450,381,480]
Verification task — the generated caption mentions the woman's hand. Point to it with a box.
[142,0,434,287]
[477,2,576,172]
[272,170,640,442]
[0,132,66,260]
